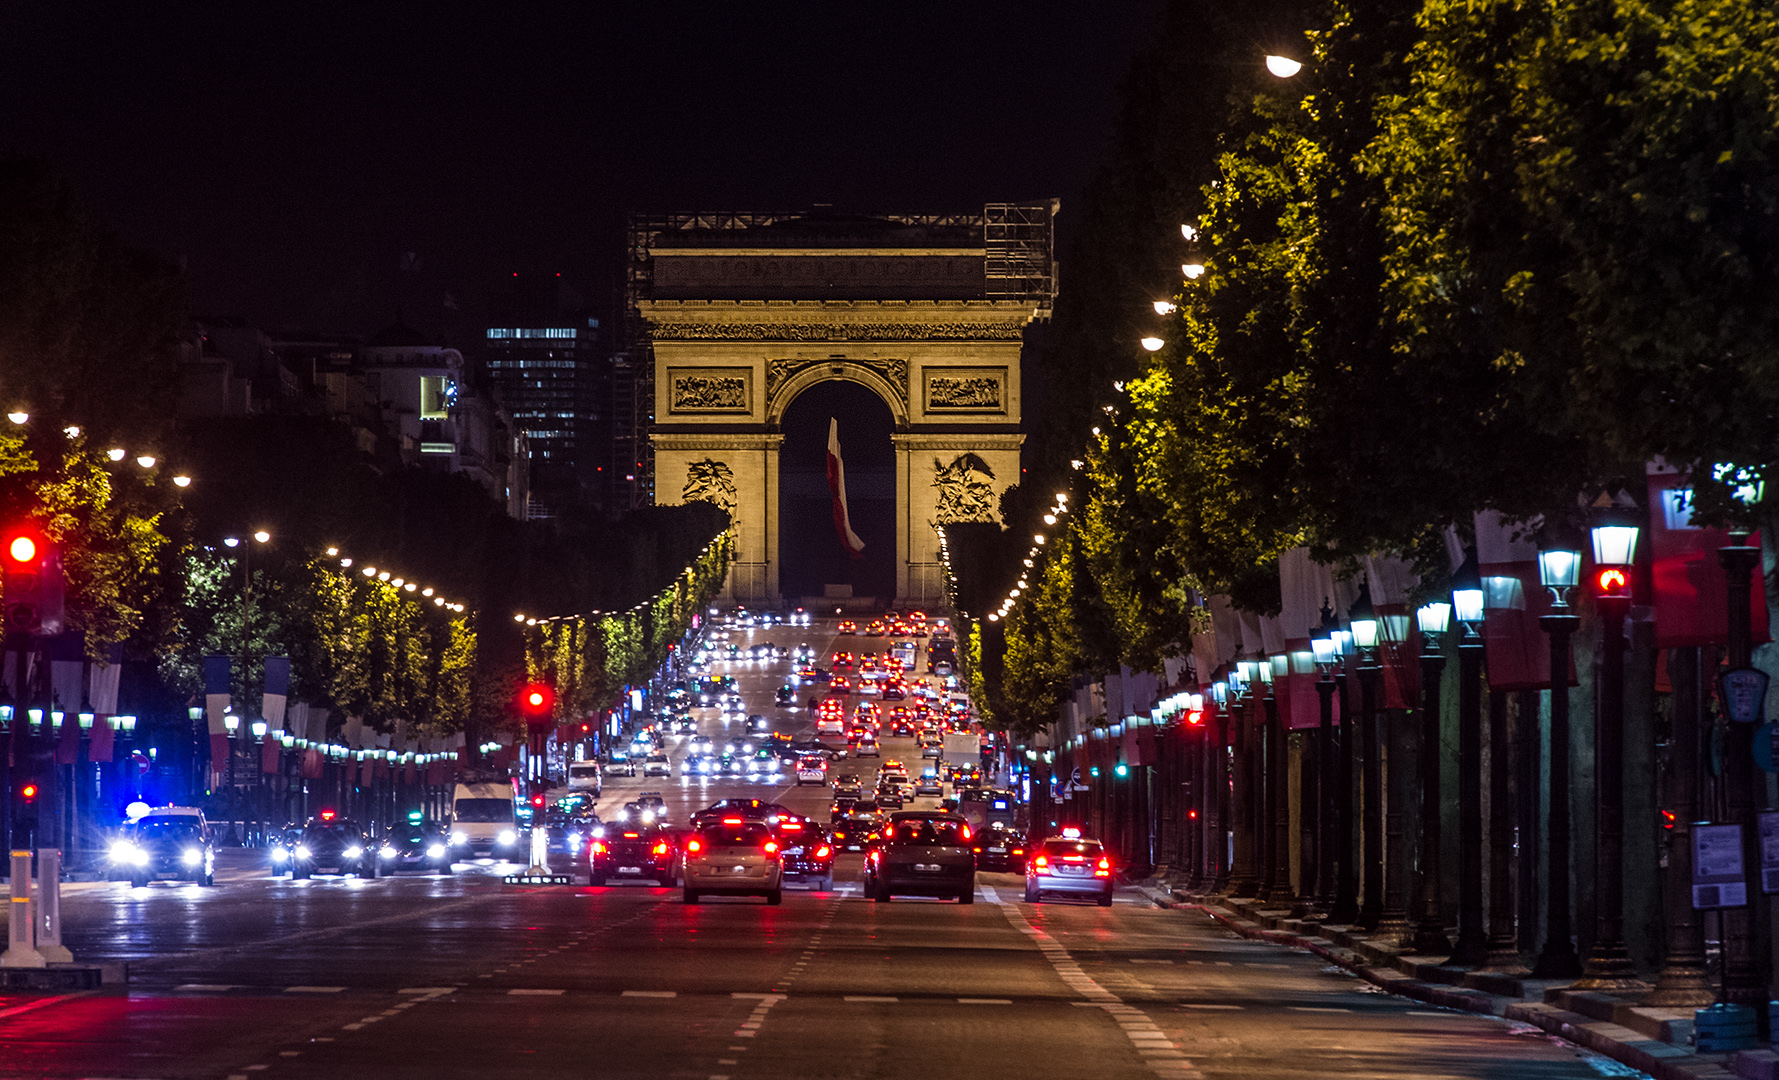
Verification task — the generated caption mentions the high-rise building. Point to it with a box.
[482,278,601,517]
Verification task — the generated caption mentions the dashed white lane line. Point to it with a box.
[508,989,566,996]
[996,895,1203,1078]
[1179,1003,1242,1010]
[844,995,898,1003]
[175,984,243,992]
[284,986,345,994]
[959,998,1012,1004]
[623,990,677,998]
[1287,1006,1350,1013]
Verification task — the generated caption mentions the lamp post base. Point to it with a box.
[1646,965,1715,1007]
[1408,918,1452,959]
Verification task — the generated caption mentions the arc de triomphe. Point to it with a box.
[633,205,1056,608]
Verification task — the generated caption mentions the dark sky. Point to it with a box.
[2,2,1161,336]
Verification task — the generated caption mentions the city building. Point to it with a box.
[482,277,602,518]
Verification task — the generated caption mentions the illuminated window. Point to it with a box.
[420,376,453,419]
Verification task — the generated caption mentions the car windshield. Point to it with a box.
[568,764,601,778]
[888,819,966,846]
[454,798,514,823]
[133,819,199,840]
[698,823,772,846]
[304,824,359,840]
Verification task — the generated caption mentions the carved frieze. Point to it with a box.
[668,368,752,413]
[650,321,1027,342]
[924,367,1006,414]
[681,458,738,518]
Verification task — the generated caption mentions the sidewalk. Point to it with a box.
[1138,875,1779,1080]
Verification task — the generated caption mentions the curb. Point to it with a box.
[1142,885,1746,1080]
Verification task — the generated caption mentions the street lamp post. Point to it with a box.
[1718,529,1766,1012]
[1264,656,1298,911]
[1311,610,1339,918]
[1211,680,1231,891]
[1329,625,1360,924]
[1573,511,1648,991]
[1533,537,1583,978]
[1228,664,1258,897]
[1450,548,1488,966]
[223,531,270,845]
[1350,582,1384,930]
[1410,600,1453,956]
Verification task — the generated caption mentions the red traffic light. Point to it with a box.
[520,683,554,715]
[19,783,37,801]
[1661,809,1678,830]
[1596,567,1628,595]
[531,794,545,808]
[7,535,36,563]
[1185,709,1205,727]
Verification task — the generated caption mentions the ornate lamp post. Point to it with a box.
[1532,535,1584,977]
[1449,549,1488,966]
[1256,656,1281,903]
[1210,679,1231,891]
[1228,661,1258,897]
[1311,609,1339,918]
[1410,599,1453,955]
[1329,622,1360,924]
[1573,510,1648,990]
[1349,582,1383,929]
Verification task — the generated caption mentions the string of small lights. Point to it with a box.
[512,534,728,627]
[324,546,470,614]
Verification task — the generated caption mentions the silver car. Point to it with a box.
[1024,833,1115,906]
[683,819,784,904]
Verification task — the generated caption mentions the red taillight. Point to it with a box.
[959,824,971,841]
[1096,857,1112,877]
[783,821,804,831]
[653,842,669,855]
[722,817,743,824]
[1033,855,1048,870]
[592,841,607,854]
[764,841,779,855]
[1012,848,1024,855]
[686,839,701,854]
[815,845,831,858]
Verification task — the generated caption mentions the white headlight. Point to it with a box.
[592,826,606,838]
[641,811,656,824]
[451,831,467,845]
[294,845,311,859]
[344,846,364,859]
[182,850,202,865]
[427,844,447,858]
[272,847,289,862]
[380,847,398,859]
[109,841,138,863]
[497,830,516,846]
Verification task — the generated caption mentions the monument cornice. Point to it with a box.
[639,299,1037,342]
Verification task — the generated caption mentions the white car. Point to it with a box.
[644,754,673,778]
[795,757,829,786]
[815,717,845,736]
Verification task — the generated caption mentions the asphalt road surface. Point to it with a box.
[0,618,1643,1078]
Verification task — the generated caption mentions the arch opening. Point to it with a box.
[777,380,896,604]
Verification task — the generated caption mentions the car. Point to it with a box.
[829,810,882,852]
[376,821,455,873]
[920,741,942,759]
[795,755,829,786]
[637,793,668,817]
[605,750,637,777]
[832,651,854,668]
[749,713,772,733]
[691,798,793,826]
[863,812,975,903]
[874,785,905,810]
[722,696,746,714]
[815,714,845,736]
[746,749,784,778]
[689,753,720,777]
[289,813,375,878]
[879,761,909,780]
[1024,830,1115,906]
[689,735,714,755]
[828,676,852,694]
[914,772,943,797]
[773,816,835,890]
[853,735,880,757]
[591,822,678,886]
[838,620,857,634]
[971,821,1028,872]
[683,817,785,904]
[775,685,796,707]
[644,753,673,778]
[110,806,217,887]
[565,760,604,796]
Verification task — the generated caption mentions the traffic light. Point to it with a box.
[520,683,555,725]
[13,780,39,843]
[2,529,63,635]
[531,794,545,810]
[1596,566,1629,596]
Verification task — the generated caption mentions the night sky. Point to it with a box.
[2,2,1161,334]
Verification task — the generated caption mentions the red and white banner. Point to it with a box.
[826,417,865,559]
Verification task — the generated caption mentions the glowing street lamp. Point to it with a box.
[1265,54,1303,77]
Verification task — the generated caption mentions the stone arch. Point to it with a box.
[765,360,909,428]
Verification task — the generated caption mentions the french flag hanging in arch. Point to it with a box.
[827,417,865,559]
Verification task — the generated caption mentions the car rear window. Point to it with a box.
[698,823,772,845]
[887,819,967,846]
[1042,839,1103,857]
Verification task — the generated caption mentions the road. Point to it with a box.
[0,617,1641,1079]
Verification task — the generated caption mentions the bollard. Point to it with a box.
[34,849,72,964]
[0,850,45,968]
[526,824,550,877]
[1696,1003,1758,1052]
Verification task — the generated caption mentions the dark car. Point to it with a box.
[691,799,792,827]
[829,811,883,852]
[774,816,835,889]
[591,823,678,886]
[863,811,976,903]
[775,684,796,707]
[376,822,455,873]
[111,809,217,887]
[970,821,1028,872]
[874,783,906,810]
[291,815,374,878]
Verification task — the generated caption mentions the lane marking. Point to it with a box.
[959,998,1012,1004]
[844,995,898,1002]
[622,990,677,998]
[508,989,566,996]
[175,984,242,992]
[284,986,345,994]
[1178,1003,1243,1010]
[398,987,454,995]
[1287,1006,1350,1013]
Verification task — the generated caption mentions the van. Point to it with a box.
[450,780,518,859]
[566,761,603,795]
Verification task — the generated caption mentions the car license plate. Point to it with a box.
[786,847,803,855]
[915,863,942,872]
[988,846,1006,853]
[618,866,642,874]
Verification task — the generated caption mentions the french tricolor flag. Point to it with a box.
[826,417,865,559]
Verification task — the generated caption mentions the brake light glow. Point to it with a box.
[782,821,803,830]
[815,845,831,858]
[764,841,779,855]
[623,832,640,838]
[1034,855,1049,870]
[592,841,607,853]
[686,839,701,854]
[1096,857,1112,878]
[722,817,743,824]
[959,823,971,841]
[653,842,669,855]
